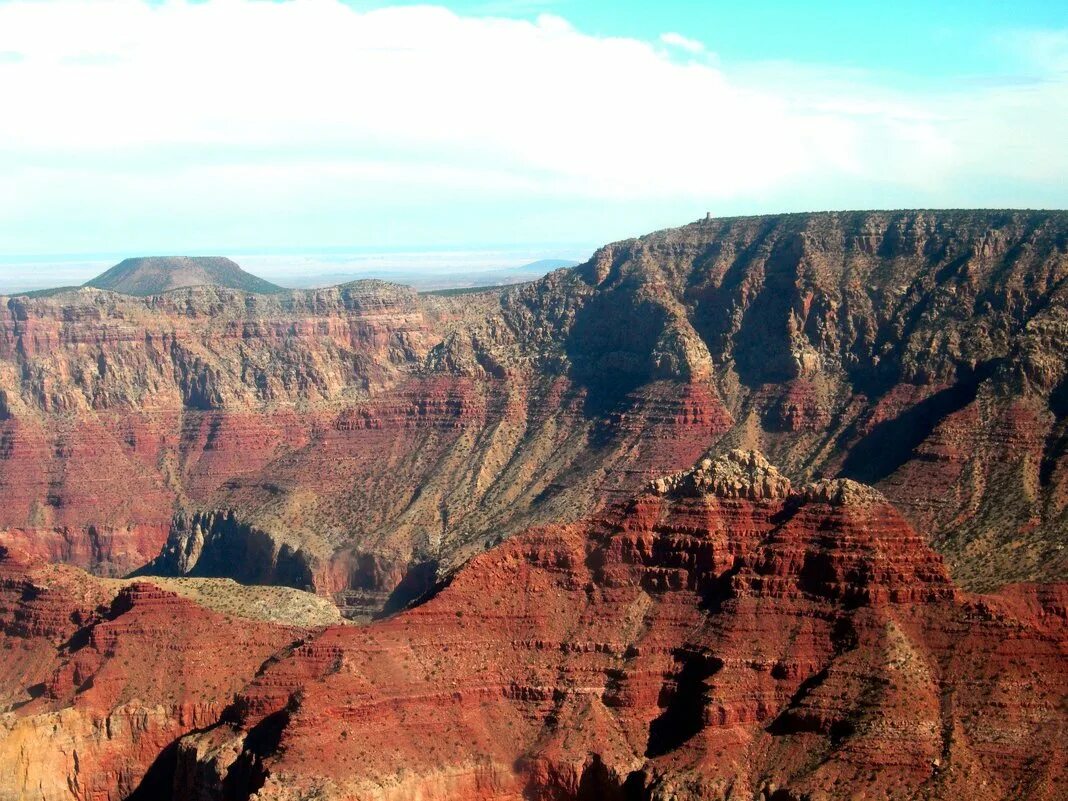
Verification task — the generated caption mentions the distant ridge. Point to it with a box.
[259,256,582,291]
[85,256,283,296]
[514,258,580,272]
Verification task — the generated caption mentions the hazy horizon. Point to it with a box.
[0,244,592,294]
[6,203,1068,293]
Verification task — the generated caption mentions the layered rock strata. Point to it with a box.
[0,544,318,801]
[1,211,1066,615]
[0,451,1064,799]
[168,452,1064,800]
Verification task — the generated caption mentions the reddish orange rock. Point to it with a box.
[2,210,1067,612]
[0,546,302,801]
[167,452,1066,801]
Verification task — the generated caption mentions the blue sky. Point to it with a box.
[1,0,1066,269]
[429,0,1067,79]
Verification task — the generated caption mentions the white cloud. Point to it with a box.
[1001,28,1068,72]
[0,1,1065,253]
[660,32,705,54]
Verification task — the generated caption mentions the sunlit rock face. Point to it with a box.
[0,544,304,801]
[158,452,1061,801]
[0,210,1066,623]
[0,451,1063,801]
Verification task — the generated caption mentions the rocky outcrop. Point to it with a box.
[0,211,1066,615]
[0,453,1063,800]
[649,448,793,500]
[161,452,1065,801]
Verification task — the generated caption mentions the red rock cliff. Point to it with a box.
[1,211,1066,617]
